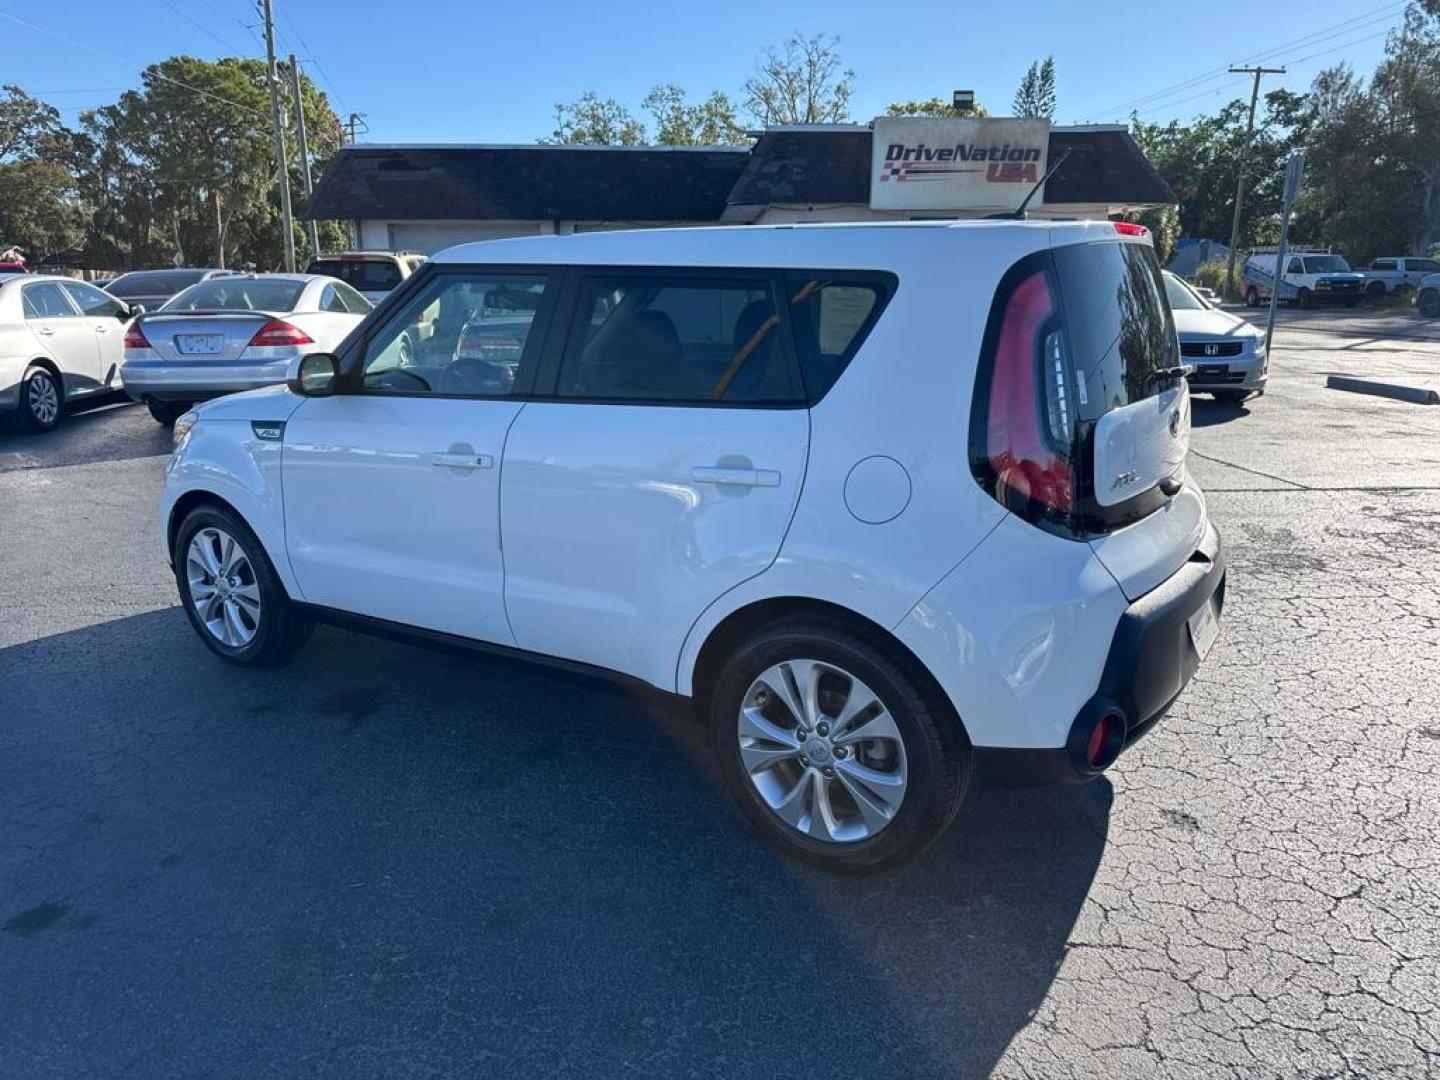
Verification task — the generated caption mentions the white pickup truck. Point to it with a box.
[1363,256,1440,298]
[1243,248,1366,309]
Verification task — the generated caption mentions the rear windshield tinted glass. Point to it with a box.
[107,270,207,298]
[1052,241,1178,419]
[307,259,402,291]
[164,279,304,312]
[784,272,893,403]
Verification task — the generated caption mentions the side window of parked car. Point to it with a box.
[558,273,801,404]
[333,281,372,314]
[61,281,126,318]
[360,272,551,397]
[1288,258,1303,274]
[21,283,76,319]
[320,284,347,313]
[784,271,894,404]
[1372,259,1397,271]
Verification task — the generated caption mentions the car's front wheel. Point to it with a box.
[18,365,61,432]
[173,504,313,665]
[1419,289,1440,318]
[709,619,971,872]
[1244,286,1260,308]
[1297,287,1314,310]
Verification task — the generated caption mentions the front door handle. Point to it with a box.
[430,450,494,470]
[690,465,781,488]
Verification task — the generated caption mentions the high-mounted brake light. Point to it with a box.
[982,271,1074,515]
[248,319,314,347]
[1113,221,1150,238]
[123,322,151,350]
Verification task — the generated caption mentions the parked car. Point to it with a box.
[1164,271,1265,404]
[121,273,371,425]
[104,268,238,312]
[160,221,1225,872]
[0,262,29,280]
[0,274,137,432]
[1417,273,1440,318]
[303,251,425,304]
[1243,248,1365,309]
[1364,256,1440,298]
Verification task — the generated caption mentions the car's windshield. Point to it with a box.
[107,270,208,298]
[306,259,402,292]
[164,278,304,312]
[1163,273,1208,311]
[1304,255,1352,273]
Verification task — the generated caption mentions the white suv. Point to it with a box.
[161,222,1226,871]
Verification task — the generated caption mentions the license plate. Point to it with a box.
[175,333,224,355]
[1187,599,1220,660]
[1196,364,1227,378]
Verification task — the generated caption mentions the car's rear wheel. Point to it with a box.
[147,400,190,427]
[1420,289,1440,318]
[709,619,971,873]
[1367,281,1386,299]
[18,365,61,432]
[1244,286,1260,308]
[173,504,313,665]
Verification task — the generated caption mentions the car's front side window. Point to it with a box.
[360,272,550,397]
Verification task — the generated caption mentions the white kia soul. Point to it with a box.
[161,221,1225,871]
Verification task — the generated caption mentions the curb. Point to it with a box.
[1325,375,1440,405]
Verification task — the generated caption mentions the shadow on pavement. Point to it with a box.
[0,397,169,472]
[1190,397,1252,427]
[0,608,1110,1078]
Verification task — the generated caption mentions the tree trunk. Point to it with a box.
[1420,172,1439,256]
[213,188,226,269]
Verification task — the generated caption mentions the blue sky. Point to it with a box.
[2,0,1403,142]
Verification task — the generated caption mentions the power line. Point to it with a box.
[276,6,350,115]
[158,0,251,55]
[0,10,269,118]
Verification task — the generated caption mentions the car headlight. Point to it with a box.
[172,410,199,448]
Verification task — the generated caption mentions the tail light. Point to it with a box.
[248,319,314,347]
[123,322,151,350]
[974,269,1076,519]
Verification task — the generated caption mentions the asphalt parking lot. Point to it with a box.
[2,306,1438,1078]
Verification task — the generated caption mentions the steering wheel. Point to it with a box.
[365,367,431,392]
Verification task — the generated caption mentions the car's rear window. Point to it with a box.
[107,270,207,298]
[1052,241,1178,419]
[164,279,305,312]
[307,259,403,291]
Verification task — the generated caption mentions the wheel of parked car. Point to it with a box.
[173,503,314,666]
[147,400,190,428]
[1366,281,1386,298]
[1244,286,1260,308]
[709,618,972,873]
[1420,289,1440,318]
[18,364,61,432]
[1297,287,1314,310]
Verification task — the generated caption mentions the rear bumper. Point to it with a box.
[121,359,290,402]
[976,521,1226,786]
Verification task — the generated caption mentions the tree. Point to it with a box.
[642,84,747,145]
[0,85,65,162]
[546,92,646,146]
[0,85,79,262]
[884,97,990,118]
[1013,57,1057,119]
[743,33,854,125]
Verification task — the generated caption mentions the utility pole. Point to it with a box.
[344,112,368,145]
[1223,65,1285,299]
[260,0,296,272]
[288,54,322,259]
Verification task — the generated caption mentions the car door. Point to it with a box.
[60,281,128,388]
[282,266,558,644]
[21,281,100,392]
[500,267,809,689]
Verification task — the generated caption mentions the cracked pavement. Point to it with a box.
[1,306,1438,1078]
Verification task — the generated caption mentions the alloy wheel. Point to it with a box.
[185,527,262,647]
[27,372,58,426]
[737,659,908,843]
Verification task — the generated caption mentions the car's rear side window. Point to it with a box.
[308,259,402,291]
[783,271,895,404]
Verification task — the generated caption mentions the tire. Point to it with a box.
[1244,286,1260,308]
[18,365,62,432]
[708,618,972,873]
[147,400,189,427]
[1366,281,1386,299]
[1212,389,1250,404]
[1297,287,1314,310]
[1344,300,1357,308]
[1420,289,1440,319]
[172,504,314,666]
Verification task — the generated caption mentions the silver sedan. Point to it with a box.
[120,273,372,425]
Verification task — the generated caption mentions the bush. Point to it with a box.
[1193,258,1239,299]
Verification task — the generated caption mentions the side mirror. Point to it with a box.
[288,352,339,397]
[126,303,145,317]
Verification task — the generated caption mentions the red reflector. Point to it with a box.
[248,319,314,347]
[986,272,1074,513]
[1086,716,1109,765]
[1113,221,1150,238]
[123,323,151,349]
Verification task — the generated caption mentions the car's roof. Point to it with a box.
[431,219,1120,269]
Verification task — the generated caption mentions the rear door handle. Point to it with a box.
[94,325,109,334]
[36,327,54,336]
[430,451,494,470]
[690,466,781,488]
